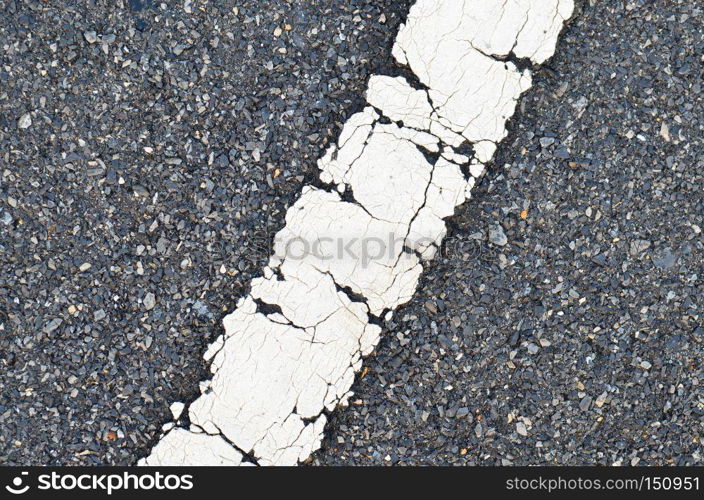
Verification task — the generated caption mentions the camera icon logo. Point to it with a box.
[5,471,30,495]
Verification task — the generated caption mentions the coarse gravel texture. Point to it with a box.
[315,0,704,466]
[0,0,413,465]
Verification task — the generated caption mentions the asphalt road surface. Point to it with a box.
[316,0,704,466]
[1,0,413,465]
[1,0,702,466]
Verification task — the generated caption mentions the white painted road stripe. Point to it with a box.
[140,0,574,466]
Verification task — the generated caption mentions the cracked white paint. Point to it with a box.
[139,429,244,466]
[394,0,572,65]
[141,0,573,466]
[271,188,423,315]
[366,76,466,148]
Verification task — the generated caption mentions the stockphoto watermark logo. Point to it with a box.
[274,233,413,267]
[5,471,30,495]
[4,471,193,496]
[266,231,486,267]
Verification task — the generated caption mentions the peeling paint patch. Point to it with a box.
[141,0,574,466]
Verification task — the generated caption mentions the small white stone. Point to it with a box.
[84,30,98,43]
[143,292,156,310]
[18,113,32,129]
[170,402,185,420]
